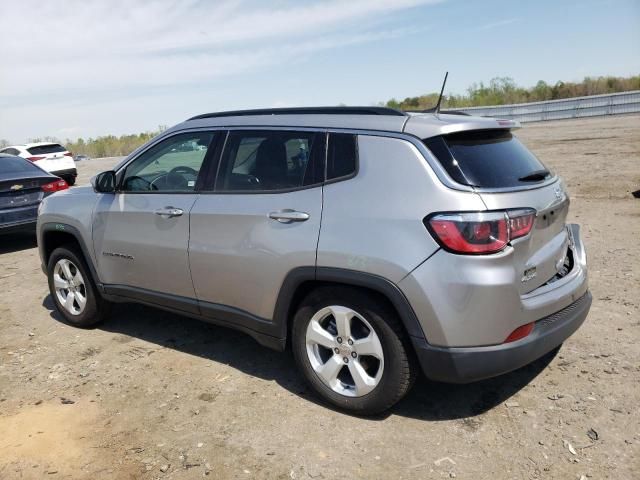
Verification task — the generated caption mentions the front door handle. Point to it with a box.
[154,206,184,218]
[268,209,310,223]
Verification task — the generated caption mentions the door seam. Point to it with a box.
[186,195,202,312]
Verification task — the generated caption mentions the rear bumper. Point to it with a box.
[51,168,77,178]
[413,291,591,383]
[0,205,39,234]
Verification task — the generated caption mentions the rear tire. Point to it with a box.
[65,176,76,186]
[292,286,416,415]
[47,245,111,328]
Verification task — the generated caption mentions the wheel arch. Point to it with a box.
[274,267,427,347]
[39,223,101,287]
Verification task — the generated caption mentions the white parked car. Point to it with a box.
[0,142,77,185]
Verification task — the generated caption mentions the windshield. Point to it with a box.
[424,130,551,188]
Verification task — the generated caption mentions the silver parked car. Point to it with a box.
[37,107,591,414]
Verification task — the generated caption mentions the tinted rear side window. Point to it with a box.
[0,156,39,174]
[424,130,550,188]
[327,133,357,180]
[27,144,66,155]
[215,130,323,192]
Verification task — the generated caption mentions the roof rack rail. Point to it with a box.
[188,106,407,121]
[406,108,471,116]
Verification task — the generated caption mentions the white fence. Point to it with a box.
[449,90,640,122]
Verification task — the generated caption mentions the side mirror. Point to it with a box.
[92,170,117,193]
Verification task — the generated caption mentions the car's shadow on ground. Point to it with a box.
[0,231,37,254]
[43,296,556,422]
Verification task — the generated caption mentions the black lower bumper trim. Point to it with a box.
[413,291,592,383]
[52,168,77,178]
[0,220,37,234]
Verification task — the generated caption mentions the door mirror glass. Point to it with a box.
[93,170,116,193]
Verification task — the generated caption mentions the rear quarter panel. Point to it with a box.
[317,135,486,282]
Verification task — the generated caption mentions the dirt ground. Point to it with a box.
[1,115,638,479]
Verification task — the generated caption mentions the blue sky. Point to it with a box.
[0,0,638,142]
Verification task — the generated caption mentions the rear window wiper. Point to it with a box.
[518,169,550,182]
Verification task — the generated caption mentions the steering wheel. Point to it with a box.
[150,166,198,190]
[123,175,158,191]
[170,166,198,176]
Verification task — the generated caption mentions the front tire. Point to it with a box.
[47,245,111,328]
[292,287,416,415]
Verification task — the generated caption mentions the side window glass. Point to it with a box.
[327,133,357,180]
[216,131,320,192]
[121,132,213,192]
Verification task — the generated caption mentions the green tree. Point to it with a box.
[384,74,639,110]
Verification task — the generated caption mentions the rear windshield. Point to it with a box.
[27,144,66,155]
[0,156,39,175]
[423,130,550,188]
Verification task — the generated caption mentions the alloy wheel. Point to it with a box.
[53,258,87,316]
[305,305,384,397]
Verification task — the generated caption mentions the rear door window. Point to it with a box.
[27,144,66,155]
[424,130,550,188]
[215,130,323,192]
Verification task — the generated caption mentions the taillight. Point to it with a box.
[42,179,69,193]
[509,209,536,239]
[504,322,534,343]
[27,156,46,162]
[64,151,73,157]
[426,209,536,255]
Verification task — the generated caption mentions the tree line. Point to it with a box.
[384,75,639,111]
[1,75,637,158]
[64,129,166,158]
[0,127,167,159]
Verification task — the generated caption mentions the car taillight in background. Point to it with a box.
[426,209,536,255]
[27,156,46,162]
[41,179,69,193]
[64,151,73,157]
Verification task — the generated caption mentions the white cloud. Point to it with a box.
[0,0,441,140]
[0,0,436,97]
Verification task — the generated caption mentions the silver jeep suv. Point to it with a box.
[37,107,591,415]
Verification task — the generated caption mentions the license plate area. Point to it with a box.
[542,247,574,287]
[0,190,42,209]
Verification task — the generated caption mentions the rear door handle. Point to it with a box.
[268,209,310,223]
[154,206,184,218]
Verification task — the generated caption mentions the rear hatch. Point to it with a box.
[27,143,74,173]
[0,157,54,208]
[424,128,571,294]
[0,157,55,225]
[0,177,45,209]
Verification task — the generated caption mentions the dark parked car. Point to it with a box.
[0,153,69,234]
[74,155,90,162]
